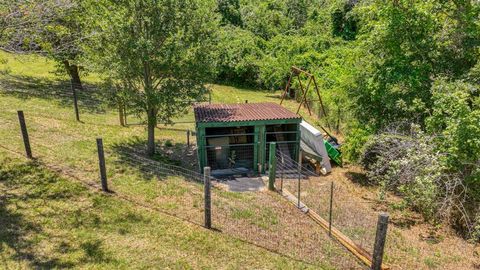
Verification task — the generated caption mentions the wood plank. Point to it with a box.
[278,188,390,270]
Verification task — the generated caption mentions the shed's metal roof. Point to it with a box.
[194,102,301,123]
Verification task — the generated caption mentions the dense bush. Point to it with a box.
[361,126,469,230]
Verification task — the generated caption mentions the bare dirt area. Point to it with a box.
[281,165,478,270]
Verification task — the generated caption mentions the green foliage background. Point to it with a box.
[212,0,480,236]
[1,0,479,239]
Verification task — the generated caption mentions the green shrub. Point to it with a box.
[360,126,463,222]
[342,126,372,164]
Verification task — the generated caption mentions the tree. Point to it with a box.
[217,0,243,26]
[331,0,358,40]
[286,0,308,30]
[88,0,217,156]
[0,0,87,88]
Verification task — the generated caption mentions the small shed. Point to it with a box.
[194,102,302,175]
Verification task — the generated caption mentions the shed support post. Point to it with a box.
[197,127,207,173]
[268,142,276,191]
[258,126,266,174]
[253,125,260,174]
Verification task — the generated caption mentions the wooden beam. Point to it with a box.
[291,66,313,76]
[279,188,390,270]
[280,72,293,105]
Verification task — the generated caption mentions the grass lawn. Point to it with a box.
[0,155,324,269]
[1,50,476,270]
[0,52,364,269]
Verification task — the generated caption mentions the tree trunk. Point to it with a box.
[146,108,156,156]
[118,100,125,126]
[63,60,83,90]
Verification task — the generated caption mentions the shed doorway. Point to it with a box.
[205,126,255,176]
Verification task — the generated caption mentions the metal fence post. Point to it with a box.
[372,213,389,270]
[71,79,80,122]
[297,151,302,208]
[329,181,334,236]
[17,111,32,159]
[268,142,276,191]
[280,155,284,192]
[187,130,190,147]
[96,138,108,192]
[204,167,212,229]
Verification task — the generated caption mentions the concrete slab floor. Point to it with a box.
[217,176,268,192]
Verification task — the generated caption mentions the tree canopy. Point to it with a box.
[86,0,217,155]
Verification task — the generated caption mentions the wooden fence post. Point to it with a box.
[268,142,276,191]
[204,167,212,229]
[71,79,80,122]
[17,111,32,159]
[329,181,334,236]
[96,138,108,192]
[187,130,190,147]
[372,213,389,270]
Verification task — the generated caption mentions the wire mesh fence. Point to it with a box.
[205,143,255,171]
[0,80,204,126]
[209,185,363,268]
[0,109,372,268]
[273,149,380,257]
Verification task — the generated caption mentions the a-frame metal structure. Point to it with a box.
[280,66,329,121]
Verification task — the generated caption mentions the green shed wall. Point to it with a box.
[196,119,301,173]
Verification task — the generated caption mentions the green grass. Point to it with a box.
[1,49,476,270]
[0,50,100,83]
[0,51,358,269]
[0,156,318,269]
[231,207,279,230]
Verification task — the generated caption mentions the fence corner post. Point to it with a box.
[204,166,212,229]
[268,142,276,191]
[17,110,32,159]
[372,213,389,270]
[96,138,108,192]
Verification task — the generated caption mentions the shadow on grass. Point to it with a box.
[0,159,78,268]
[344,171,375,187]
[110,137,199,181]
[0,158,124,267]
[0,73,107,113]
